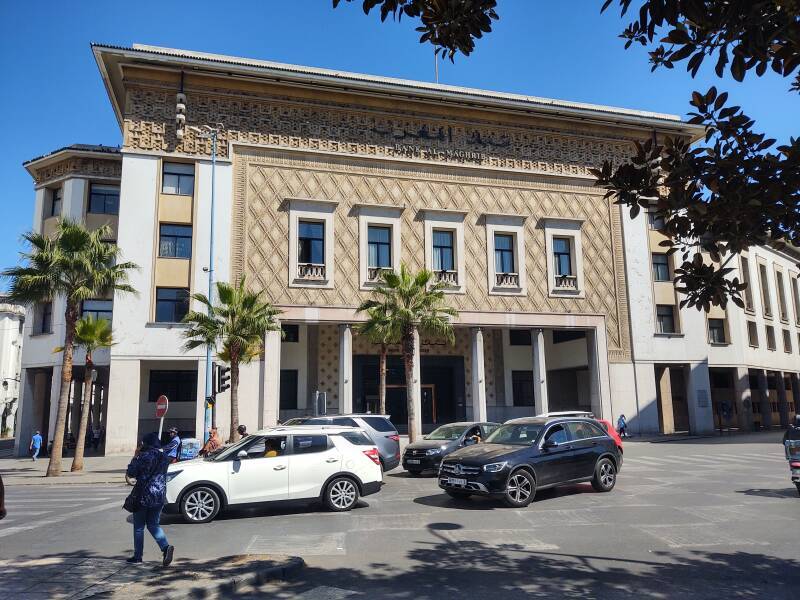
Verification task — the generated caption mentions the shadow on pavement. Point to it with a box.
[735,487,800,499]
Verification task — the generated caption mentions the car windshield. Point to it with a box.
[425,424,469,441]
[209,436,253,461]
[485,423,543,445]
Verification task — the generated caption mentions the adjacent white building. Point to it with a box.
[0,296,24,439]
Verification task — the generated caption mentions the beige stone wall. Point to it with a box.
[29,157,121,187]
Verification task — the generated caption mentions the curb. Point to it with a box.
[180,556,305,598]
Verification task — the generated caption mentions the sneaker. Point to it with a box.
[162,545,174,567]
[126,557,142,564]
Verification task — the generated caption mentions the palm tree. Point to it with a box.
[3,220,136,477]
[56,316,113,472]
[182,277,281,442]
[357,265,456,442]
[355,304,399,415]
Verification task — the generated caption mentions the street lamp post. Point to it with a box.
[189,124,222,443]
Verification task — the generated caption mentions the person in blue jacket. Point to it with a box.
[163,427,181,462]
[125,432,175,566]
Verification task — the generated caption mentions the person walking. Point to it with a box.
[125,432,175,566]
[617,414,629,438]
[163,427,181,463]
[30,430,42,461]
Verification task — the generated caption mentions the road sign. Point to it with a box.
[156,395,169,439]
[156,395,169,418]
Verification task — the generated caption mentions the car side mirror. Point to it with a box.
[236,450,248,460]
[542,439,558,450]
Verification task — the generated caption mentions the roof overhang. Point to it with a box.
[91,43,705,142]
[23,146,121,179]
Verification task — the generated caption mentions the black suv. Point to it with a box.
[438,417,621,507]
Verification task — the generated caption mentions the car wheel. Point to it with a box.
[591,458,617,492]
[324,477,360,512]
[180,486,221,523]
[502,469,535,508]
[445,490,471,500]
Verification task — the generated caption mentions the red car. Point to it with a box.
[539,411,623,454]
[596,419,624,454]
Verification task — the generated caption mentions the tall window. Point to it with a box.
[494,234,515,274]
[552,237,573,276]
[740,256,754,311]
[792,276,800,325]
[88,184,120,215]
[765,325,776,350]
[279,370,299,410]
[159,224,192,258]
[82,299,113,322]
[367,226,391,268]
[162,162,195,195]
[783,329,792,353]
[148,370,197,403]
[37,302,53,334]
[775,271,788,321]
[708,318,726,344]
[155,287,190,323]
[652,254,670,281]
[648,211,665,230]
[511,371,535,407]
[298,221,324,265]
[432,229,455,272]
[50,188,62,217]
[758,263,772,317]
[656,305,676,334]
[747,321,759,347]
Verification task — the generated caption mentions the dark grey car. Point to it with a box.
[303,415,400,471]
[402,421,500,475]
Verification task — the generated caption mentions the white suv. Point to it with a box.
[166,426,383,523]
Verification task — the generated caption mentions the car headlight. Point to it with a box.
[166,469,183,482]
[483,461,508,473]
[426,448,443,455]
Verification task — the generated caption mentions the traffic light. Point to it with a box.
[216,364,231,394]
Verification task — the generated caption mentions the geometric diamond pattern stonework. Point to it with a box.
[232,148,631,361]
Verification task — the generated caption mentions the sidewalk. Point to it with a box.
[0,455,132,486]
[0,554,303,599]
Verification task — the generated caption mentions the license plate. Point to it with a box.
[407,459,420,464]
[448,477,467,486]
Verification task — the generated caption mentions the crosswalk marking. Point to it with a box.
[0,500,121,539]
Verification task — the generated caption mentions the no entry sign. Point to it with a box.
[156,395,169,418]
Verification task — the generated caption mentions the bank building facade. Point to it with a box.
[14,44,800,456]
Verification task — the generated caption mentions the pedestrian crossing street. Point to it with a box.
[0,485,129,539]
[623,450,786,470]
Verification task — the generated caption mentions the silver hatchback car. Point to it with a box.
[302,414,401,471]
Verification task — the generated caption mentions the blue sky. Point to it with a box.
[1,1,795,287]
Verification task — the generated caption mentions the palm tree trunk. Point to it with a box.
[379,344,387,415]
[230,357,240,443]
[47,301,79,477]
[71,356,93,472]
[402,326,419,443]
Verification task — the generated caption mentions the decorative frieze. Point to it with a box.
[29,157,121,186]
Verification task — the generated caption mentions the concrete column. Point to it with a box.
[338,324,353,415]
[776,372,789,428]
[262,328,282,428]
[657,366,675,434]
[470,327,487,422]
[532,328,548,416]
[104,359,140,455]
[586,328,604,418]
[687,362,715,434]
[409,327,422,441]
[732,366,754,431]
[14,368,33,456]
[756,369,772,429]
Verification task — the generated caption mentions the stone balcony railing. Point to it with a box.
[554,274,578,291]
[297,263,326,280]
[434,270,459,286]
[495,272,520,288]
[366,266,393,282]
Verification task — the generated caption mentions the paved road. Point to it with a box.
[1,432,799,599]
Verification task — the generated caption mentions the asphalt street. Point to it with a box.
[1,432,799,599]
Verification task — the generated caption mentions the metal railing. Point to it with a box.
[495,272,520,287]
[297,263,326,280]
